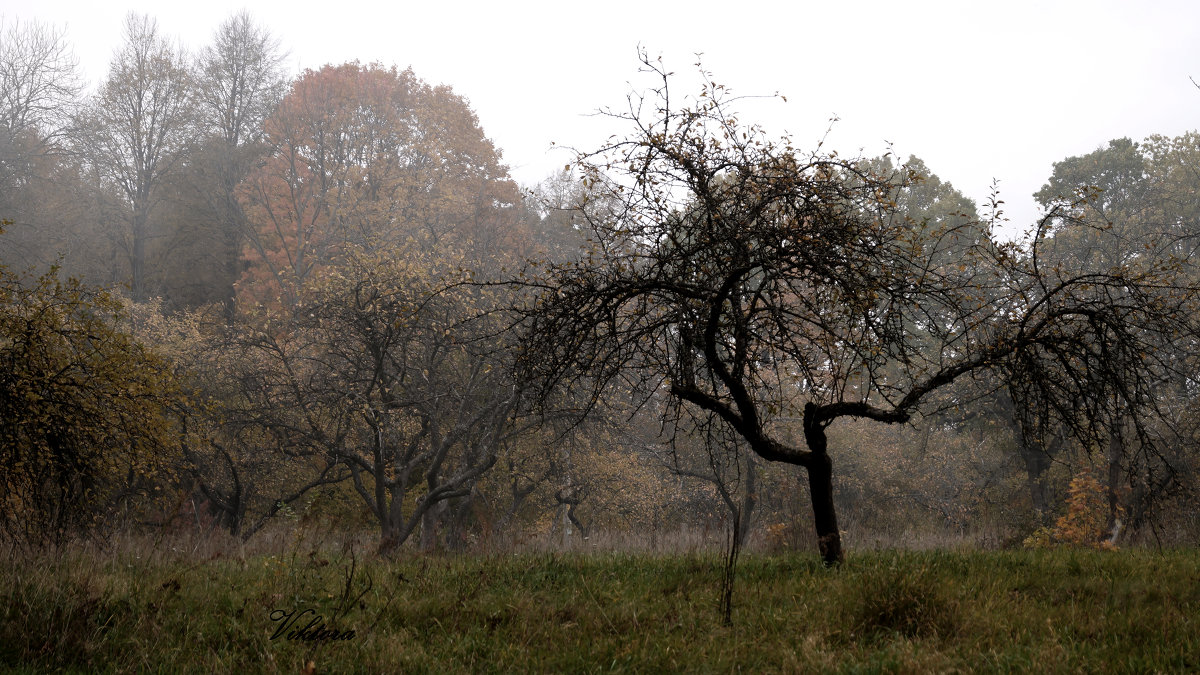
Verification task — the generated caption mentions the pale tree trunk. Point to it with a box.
[130,205,147,302]
[557,440,576,546]
[734,456,757,549]
[1106,429,1123,540]
[420,500,448,552]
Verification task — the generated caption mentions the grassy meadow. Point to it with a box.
[2,531,1198,673]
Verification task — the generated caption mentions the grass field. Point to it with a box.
[2,533,1197,673]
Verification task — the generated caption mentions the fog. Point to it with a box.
[4,0,1200,232]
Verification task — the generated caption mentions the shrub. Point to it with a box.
[1024,470,1119,550]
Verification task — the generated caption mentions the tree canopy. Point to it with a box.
[6,16,1200,561]
[236,61,521,310]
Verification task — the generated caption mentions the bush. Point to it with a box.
[1024,470,1119,550]
[0,232,181,545]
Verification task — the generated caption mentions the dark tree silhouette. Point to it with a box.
[516,55,1200,565]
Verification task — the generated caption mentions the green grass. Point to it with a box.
[2,539,1198,673]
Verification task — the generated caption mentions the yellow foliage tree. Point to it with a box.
[1054,471,1121,549]
[0,222,181,543]
[1025,469,1121,550]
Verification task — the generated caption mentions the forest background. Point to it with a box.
[3,8,1200,561]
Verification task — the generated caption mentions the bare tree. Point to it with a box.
[194,10,287,149]
[517,56,1200,565]
[74,13,194,302]
[0,18,80,143]
[164,10,289,310]
[232,248,533,554]
[0,18,85,268]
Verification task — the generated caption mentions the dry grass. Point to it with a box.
[3,528,1199,673]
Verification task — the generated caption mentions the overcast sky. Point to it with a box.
[4,0,1199,236]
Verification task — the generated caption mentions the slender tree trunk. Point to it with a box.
[221,186,244,317]
[207,489,243,537]
[802,409,843,565]
[559,440,576,546]
[226,499,244,537]
[737,456,757,549]
[1106,429,1123,538]
[131,206,147,302]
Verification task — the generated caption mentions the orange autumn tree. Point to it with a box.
[236,61,522,310]
[223,63,545,550]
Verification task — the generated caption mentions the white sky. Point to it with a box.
[4,0,1199,236]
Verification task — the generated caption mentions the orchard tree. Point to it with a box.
[121,300,350,537]
[224,61,536,548]
[232,247,533,553]
[517,57,1200,565]
[658,423,759,550]
[1029,133,1200,536]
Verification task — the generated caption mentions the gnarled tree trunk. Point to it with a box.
[803,408,843,566]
